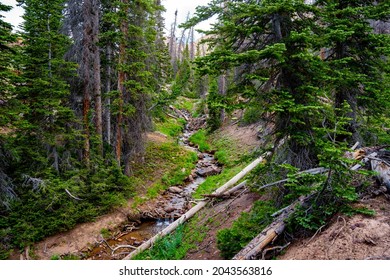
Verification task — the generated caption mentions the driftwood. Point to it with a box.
[202,181,247,198]
[169,105,189,121]
[233,195,312,260]
[123,154,270,260]
[255,167,328,191]
[65,189,83,201]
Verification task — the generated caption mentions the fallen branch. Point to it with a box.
[169,105,189,121]
[261,242,290,260]
[202,181,247,198]
[65,189,83,201]
[112,245,137,255]
[255,167,328,191]
[123,153,270,260]
[233,194,313,260]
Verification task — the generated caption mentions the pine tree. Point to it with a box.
[316,0,390,144]
[0,2,18,128]
[186,0,326,169]
[16,0,75,173]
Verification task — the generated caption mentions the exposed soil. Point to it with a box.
[278,193,390,260]
[184,191,261,260]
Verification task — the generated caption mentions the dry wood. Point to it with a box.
[65,189,83,201]
[202,181,247,198]
[169,105,189,121]
[233,195,312,260]
[123,154,270,260]
[256,167,328,191]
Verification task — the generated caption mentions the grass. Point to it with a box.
[216,200,276,259]
[132,213,208,260]
[188,129,211,152]
[154,117,186,139]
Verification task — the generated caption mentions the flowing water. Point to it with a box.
[85,118,221,260]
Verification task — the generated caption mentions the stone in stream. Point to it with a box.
[168,186,183,194]
[196,166,221,177]
[164,206,176,213]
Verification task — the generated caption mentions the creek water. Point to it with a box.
[85,120,221,260]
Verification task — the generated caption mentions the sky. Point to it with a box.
[0,0,213,35]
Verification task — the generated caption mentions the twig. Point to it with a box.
[112,245,137,255]
[306,225,326,245]
[65,188,83,201]
[261,243,291,260]
[326,216,346,259]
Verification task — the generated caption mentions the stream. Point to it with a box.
[85,115,221,260]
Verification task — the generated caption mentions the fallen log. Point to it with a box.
[202,181,247,198]
[233,195,313,260]
[169,105,189,121]
[123,153,270,260]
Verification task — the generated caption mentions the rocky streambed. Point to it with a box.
[84,113,222,260]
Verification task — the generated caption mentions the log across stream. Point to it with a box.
[85,116,222,260]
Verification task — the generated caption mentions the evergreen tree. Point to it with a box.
[0,2,17,128]
[316,0,390,144]
[15,0,75,173]
[186,0,326,169]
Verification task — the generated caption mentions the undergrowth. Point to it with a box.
[132,214,207,260]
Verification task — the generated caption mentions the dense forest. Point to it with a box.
[0,0,389,260]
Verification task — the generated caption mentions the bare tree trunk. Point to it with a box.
[82,0,92,166]
[104,45,112,145]
[169,10,178,75]
[92,0,103,156]
[116,0,128,165]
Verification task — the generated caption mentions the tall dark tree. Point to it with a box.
[16,0,75,173]
[317,0,390,144]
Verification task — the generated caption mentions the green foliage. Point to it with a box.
[133,214,207,260]
[216,201,276,259]
[133,224,187,260]
[193,165,245,199]
[188,129,211,152]
[155,117,186,138]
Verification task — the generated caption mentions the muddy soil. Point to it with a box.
[278,194,390,260]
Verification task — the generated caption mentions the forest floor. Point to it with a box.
[23,114,390,260]
[23,132,171,260]
[278,194,390,260]
[26,119,262,260]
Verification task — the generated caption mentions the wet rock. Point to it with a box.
[168,186,183,194]
[164,206,176,213]
[196,166,221,177]
[198,153,205,160]
[186,175,194,182]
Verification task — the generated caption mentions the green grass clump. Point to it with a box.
[216,201,276,259]
[193,165,245,199]
[155,118,186,138]
[189,129,210,152]
[133,214,207,260]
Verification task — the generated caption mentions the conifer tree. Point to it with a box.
[316,0,390,144]
[186,0,326,168]
[16,0,75,173]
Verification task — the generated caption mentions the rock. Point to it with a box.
[196,166,221,177]
[168,186,183,194]
[198,153,205,160]
[164,206,176,213]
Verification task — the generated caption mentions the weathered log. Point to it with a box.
[256,167,328,191]
[233,195,312,260]
[202,181,247,198]
[123,154,270,260]
[169,105,189,121]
